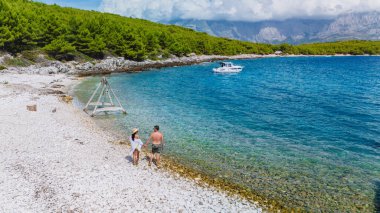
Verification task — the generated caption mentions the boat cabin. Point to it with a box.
[220,62,233,67]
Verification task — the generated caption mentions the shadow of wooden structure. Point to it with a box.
[83,77,127,117]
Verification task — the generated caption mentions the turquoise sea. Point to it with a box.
[75,56,380,211]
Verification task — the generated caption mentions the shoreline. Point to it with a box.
[64,54,380,76]
[73,80,281,211]
[73,88,277,212]
[72,84,273,211]
[2,52,378,77]
[0,71,262,212]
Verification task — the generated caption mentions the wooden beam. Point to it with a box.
[91,83,106,117]
[84,82,101,112]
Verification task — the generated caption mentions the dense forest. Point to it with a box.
[0,0,379,62]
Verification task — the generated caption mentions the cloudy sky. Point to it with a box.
[37,0,380,22]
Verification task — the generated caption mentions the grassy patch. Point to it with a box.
[46,50,94,62]
[20,50,47,63]
[71,51,95,63]
[4,57,33,67]
[0,51,8,57]
[0,65,7,70]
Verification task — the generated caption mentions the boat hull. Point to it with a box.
[213,67,243,73]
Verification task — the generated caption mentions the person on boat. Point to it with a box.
[130,128,143,165]
[143,125,164,167]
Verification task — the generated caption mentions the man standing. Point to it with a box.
[144,125,164,167]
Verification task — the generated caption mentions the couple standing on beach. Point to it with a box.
[129,125,164,167]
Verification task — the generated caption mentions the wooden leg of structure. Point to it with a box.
[84,77,127,117]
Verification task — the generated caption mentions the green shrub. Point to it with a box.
[43,37,76,60]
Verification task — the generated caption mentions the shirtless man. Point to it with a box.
[144,125,164,167]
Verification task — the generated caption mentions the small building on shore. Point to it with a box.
[275,51,283,55]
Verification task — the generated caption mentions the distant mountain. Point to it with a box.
[168,12,380,44]
[316,12,380,41]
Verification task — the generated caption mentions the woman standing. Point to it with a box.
[130,128,143,165]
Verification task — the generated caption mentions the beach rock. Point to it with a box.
[51,84,64,89]
[42,89,64,95]
[27,104,37,111]
[45,61,71,73]
[72,193,80,198]
[0,53,12,64]
[3,60,73,75]
[76,62,93,71]
[42,66,59,75]
[60,95,73,103]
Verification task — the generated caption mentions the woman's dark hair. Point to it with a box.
[132,132,137,141]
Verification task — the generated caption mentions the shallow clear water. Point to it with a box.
[75,56,380,211]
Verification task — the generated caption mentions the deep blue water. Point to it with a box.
[75,56,380,211]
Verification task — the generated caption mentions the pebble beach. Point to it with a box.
[0,71,262,212]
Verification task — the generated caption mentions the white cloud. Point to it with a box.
[100,0,380,22]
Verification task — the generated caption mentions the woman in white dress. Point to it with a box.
[130,128,143,165]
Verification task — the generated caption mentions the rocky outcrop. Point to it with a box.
[1,54,264,76]
[71,55,250,76]
[6,61,73,75]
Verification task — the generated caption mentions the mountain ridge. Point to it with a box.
[168,11,380,44]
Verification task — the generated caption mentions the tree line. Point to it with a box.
[0,0,379,62]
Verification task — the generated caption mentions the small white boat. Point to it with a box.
[213,62,243,73]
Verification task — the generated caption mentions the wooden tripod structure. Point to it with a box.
[83,77,127,117]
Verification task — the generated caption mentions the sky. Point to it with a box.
[36,0,380,22]
[36,0,102,11]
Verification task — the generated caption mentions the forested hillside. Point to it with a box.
[0,0,275,61]
[278,40,380,55]
[0,0,379,62]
